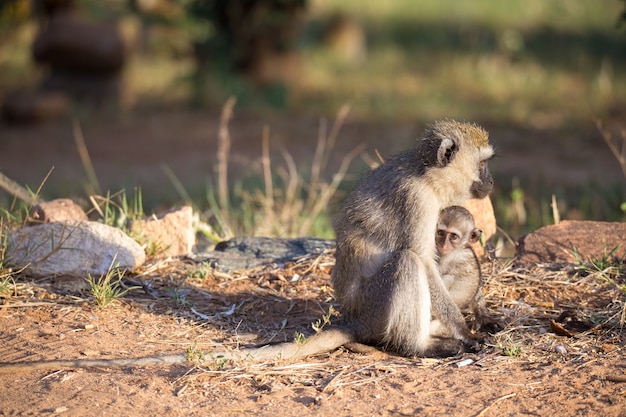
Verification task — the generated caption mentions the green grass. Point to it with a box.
[85,259,139,308]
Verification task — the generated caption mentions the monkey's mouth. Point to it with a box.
[470,180,493,199]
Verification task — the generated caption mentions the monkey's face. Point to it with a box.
[436,228,462,255]
[470,158,494,199]
[423,120,494,204]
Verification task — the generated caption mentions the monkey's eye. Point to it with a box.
[449,233,459,242]
[436,230,445,237]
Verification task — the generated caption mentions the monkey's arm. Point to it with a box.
[0,328,355,373]
[426,260,479,344]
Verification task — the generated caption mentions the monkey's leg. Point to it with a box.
[375,250,464,357]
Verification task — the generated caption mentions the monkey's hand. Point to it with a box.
[462,337,482,353]
[474,318,503,334]
[462,331,488,353]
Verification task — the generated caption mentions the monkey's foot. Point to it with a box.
[423,338,465,358]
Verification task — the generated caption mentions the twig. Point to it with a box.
[597,119,626,179]
[0,171,42,205]
[476,393,517,417]
[0,302,67,308]
[321,366,349,392]
[261,125,274,217]
[298,143,365,236]
[606,374,626,383]
[73,119,101,196]
[216,97,236,232]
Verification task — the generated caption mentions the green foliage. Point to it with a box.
[573,244,625,285]
[496,334,522,357]
[573,244,626,326]
[294,331,307,345]
[85,261,139,308]
[90,188,145,231]
[311,306,336,333]
[168,288,192,307]
[186,261,213,281]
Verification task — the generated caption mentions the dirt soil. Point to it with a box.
[0,252,625,417]
[0,110,625,416]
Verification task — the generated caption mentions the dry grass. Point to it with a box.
[198,101,364,240]
[2,250,623,390]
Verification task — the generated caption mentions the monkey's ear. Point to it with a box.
[437,138,458,167]
[469,228,483,244]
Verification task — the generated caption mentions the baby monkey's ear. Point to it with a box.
[469,228,483,244]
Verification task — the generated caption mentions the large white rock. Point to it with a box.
[6,221,145,278]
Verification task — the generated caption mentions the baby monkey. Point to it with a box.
[436,205,498,332]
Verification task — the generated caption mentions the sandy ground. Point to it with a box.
[0,252,625,416]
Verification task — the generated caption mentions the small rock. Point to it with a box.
[191,237,334,272]
[6,221,145,277]
[29,198,87,224]
[462,196,497,257]
[516,220,626,266]
[129,206,194,258]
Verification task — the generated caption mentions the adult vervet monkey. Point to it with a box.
[332,120,494,357]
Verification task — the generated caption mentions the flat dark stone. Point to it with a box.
[191,237,335,272]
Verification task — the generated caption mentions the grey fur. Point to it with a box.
[437,206,499,332]
[332,120,494,357]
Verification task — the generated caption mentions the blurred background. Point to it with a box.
[0,0,625,243]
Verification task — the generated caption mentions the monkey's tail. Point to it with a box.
[0,354,188,373]
[0,328,356,373]
[229,327,355,361]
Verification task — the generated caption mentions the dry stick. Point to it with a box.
[298,143,365,236]
[261,125,274,221]
[278,150,300,228]
[0,167,53,207]
[0,172,41,205]
[323,104,351,170]
[72,119,101,196]
[0,328,355,374]
[307,117,327,212]
[597,119,626,179]
[216,97,236,236]
[551,194,560,225]
[476,393,517,417]
[606,374,626,383]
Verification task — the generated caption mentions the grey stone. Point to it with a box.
[191,237,334,272]
[6,221,145,278]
